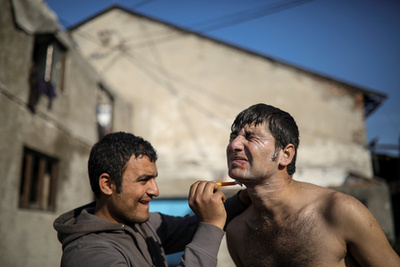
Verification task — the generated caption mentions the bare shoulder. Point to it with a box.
[314,186,386,242]
[322,188,371,221]
[294,181,360,207]
[293,181,370,227]
[292,181,344,207]
[317,187,400,266]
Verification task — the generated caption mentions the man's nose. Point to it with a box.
[147,178,159,197]
[228,136,244,151]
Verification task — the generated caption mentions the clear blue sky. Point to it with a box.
[46,0,400,156]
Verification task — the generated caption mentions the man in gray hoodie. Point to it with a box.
[54,131,248,267]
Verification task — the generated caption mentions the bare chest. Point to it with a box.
[227,211,337,267]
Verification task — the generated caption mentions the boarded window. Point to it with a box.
[19,147,59,211]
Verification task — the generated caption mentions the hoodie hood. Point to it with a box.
[53,202,124,249]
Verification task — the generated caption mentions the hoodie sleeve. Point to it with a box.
[178,222,225,267]
[147,191,248,267]
[149,213,224,267]
[150,213,199,254]
[176,191,248,267]
[149,191,247,250]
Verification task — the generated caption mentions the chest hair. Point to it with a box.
[243,212,321,267]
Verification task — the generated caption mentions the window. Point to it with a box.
[19,147,59,211]
[97,85,114,139]
[28,34,66,111]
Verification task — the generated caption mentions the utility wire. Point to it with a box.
[118,48,226,159]
[191,0,313,33]
[61,0,314,51]
[62,0,312,125]
[123,0,314,46]
[97,36,241,114]
[54,0,314,129]
[121,48,231,127]
[129,0,156,9]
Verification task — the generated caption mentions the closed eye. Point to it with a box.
[229,132,238,142]
[245,131,257,140]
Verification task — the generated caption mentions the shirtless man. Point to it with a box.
[225,103,400,267]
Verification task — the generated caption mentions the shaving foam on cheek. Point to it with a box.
[256,139,279,165]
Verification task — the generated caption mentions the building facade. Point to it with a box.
[70,6,385,194]
[0,1,131,266]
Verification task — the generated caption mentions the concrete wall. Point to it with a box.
[70,7,373,198]
[0,1,131,266]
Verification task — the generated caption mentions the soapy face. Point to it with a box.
[226,122,281,184]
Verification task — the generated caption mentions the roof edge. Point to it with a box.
[66,5,387,117]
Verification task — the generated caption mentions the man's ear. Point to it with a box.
[99,173,114,196]
[279,144,295,167]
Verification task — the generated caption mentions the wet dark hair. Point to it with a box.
[231,103,299,175]
[88,132,157,198]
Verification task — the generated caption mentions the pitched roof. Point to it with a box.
[10,0,59,34]
[68,5,386,117]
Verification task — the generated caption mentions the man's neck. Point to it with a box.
[245,176,296,220]
[94,199,118,223]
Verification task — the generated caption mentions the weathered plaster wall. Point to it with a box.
[71,8,372,197]
[0,1,131,266]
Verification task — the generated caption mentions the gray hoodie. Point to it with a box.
[54,193,246,267]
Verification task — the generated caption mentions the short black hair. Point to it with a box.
[231,103,299,175]
[88,132,157,198]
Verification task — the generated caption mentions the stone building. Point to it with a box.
[0,2,394,267]
[0,1,131,266]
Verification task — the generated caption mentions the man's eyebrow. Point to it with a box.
[244,129,256,136]
[230,128,256,137]
[137,173,158,181]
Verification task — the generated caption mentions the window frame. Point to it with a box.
[96,84,114,139]
[31,34,67,93]
[19,147,59,212]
